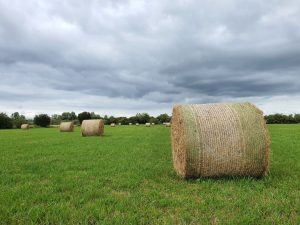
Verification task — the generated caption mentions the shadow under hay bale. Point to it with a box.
[171,102,270,179]
[81,119,104,137]
[59,122,74,132]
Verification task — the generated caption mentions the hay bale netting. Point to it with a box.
[145,123,151,127]
[59,122,74,132]
[171,102,270,178]
[111,123,116,127]
[81,119,104,137]
[21,124,30,130]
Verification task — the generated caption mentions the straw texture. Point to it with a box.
[171,102,270,178]
[81,119,104,137]
[21,124,29,130]
[59,122,74,132]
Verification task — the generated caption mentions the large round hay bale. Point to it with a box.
[59,122,74,132]
[81,119,104,137]
[21,124,29,130]
[171,102,270,178]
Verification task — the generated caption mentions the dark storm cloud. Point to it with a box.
[0,0,300,116]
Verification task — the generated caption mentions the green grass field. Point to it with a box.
[0,125,299,224]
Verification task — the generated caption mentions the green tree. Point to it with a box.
[11,112,27,128]
[0,113,13,129]
[61,112,77,121]
[108,116,117,124]
[51,114,62,125]
[156,113,171,124]
[294,114,300,123]
[91,112,101,119]
[78,112,91,124]
[149,116,159,124]
[136,113,150,124]
[34,114,51,127]
[128,116,138,124]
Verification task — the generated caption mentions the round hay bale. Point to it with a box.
[136,123,139,126]
[165,122,171,127]
[118,123,122,126]
[171,102,270,178]
[21,124,29,130]
[59,122,74,132]
[145,123,151,127]
[111,123,116,127]
[81,119,104,137]
[129,123,132,125]
[151,123,155,125]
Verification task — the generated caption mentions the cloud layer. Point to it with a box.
[1,0,300,117]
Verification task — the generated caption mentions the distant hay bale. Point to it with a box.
[111,123,116,127]
[129,123,132,125]
[165,122,171,127]
[21,124,29,130]
[118,123,122,126]
[81,119,104,137]
[171,102,270,178]
[136,123,139,126]
[59,122,74,132]
[145,123,151,127]
[151,123,155,125]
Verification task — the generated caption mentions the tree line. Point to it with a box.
[1,111,300,129]
[264,114,300,124]
[0,111,171,129]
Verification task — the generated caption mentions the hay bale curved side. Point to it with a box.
[21,124,30,130]
[171,102,270,178]
[59,122,74,132]
[81,119,104,137]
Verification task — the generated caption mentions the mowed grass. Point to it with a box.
[0,125,299,225]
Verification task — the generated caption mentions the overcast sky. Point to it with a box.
[0,0,300,117]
